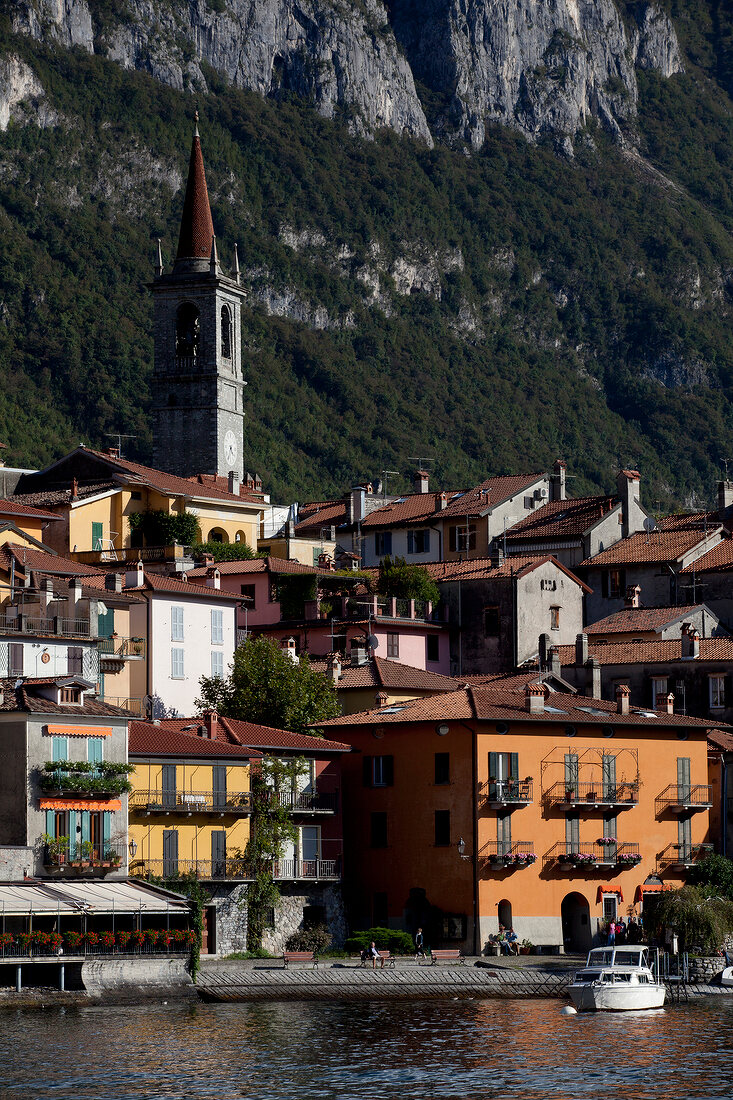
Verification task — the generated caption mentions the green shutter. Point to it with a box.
[677,757,691,799]
[81,812,90,848]
[488,752,498,798]
[45,810,55,836]
[97,609,114,637]
[68,810,78,852]
[509,753,519,780]
[88,737,103,766]
[52,737,67,763]
[602,754,616,798]
[564,754,579,789]
[103,812,111,854]
[92,522,104,550]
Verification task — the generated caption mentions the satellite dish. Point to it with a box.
[643,517,656,533]
[367,635,379,650]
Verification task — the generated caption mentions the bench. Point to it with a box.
[283,951,318,968]
[431,949,465,966]
[358,950,395,969]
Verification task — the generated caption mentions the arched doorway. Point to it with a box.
[561,892,591,954]
[498,899,512,930]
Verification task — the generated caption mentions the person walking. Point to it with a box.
[414,927,426,959]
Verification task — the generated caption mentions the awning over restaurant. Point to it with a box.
[633,884,674,905]
[0,880,189,916]
[596,885,624,903]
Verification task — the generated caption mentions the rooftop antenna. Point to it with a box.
[106,433,136,460]
[380,470,400,498]
[723,459,732,480]
[407,456,434,470]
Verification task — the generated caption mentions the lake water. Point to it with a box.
[1,997,732,1099]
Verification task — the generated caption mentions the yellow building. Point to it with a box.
[127,714,255,878]
[10,447,266,558]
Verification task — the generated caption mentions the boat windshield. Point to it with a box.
[613,949,647,967]
[588,949,613,965]
[576,970,602,981]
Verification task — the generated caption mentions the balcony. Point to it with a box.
[655,784,713,815]
[266,789,339,814]
[98,636,146,666]
[43,839,127,877]
[130,857,341,882]
[542,841,641,870]
[97,695,146,716]
[483,841,536,870]
[0,612,93,639]
[657,842,714,870]
[38,763,133,799]
[480,778,533,810]
[544,780,639,813]
[129,789,252,816]
[70,544,194,566]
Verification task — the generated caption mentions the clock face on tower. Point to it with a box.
[224,430,238,469]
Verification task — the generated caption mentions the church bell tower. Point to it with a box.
[151,116,246,479]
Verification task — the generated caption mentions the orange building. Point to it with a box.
[322,680,723,954]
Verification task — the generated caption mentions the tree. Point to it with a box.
[196,635,340,735]
[646,886,733,955]
[194,541,259,562]
[686,853,733,899]
[377,555,441,605]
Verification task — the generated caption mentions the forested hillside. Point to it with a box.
[0,1,733,507]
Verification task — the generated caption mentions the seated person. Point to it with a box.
[368,941,385,970]
[503,928,519,955]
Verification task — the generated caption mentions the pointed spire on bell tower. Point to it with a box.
[155,237,164,278]
[210,233,219,274]
[175,111,215,271]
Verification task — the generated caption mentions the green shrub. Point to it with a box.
[646,886,733,954]
[344,927,415,955]
[285,925,332,954]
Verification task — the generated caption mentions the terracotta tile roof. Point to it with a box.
[69,574,145,603]
[0,545,101,577]
[319,685,723,729]
[0,498,62,521]
[124,569,241,602]
[679,538,733,575]
[579,525,722,567]
[360,492,463,529]
[585,605,708,635]
[421,554,591,591]
[708,728,733,753]
[294,500,349,534]
[657,511,720,531]
[81,449,263,506]
[216,717,351,753]
[187,556,319,579]
[0,679,130,716]
[176,126,215,260]
[186,473,264,503]
[437,474,546,519]
[11,482,118,508]
[556,637,733,666]
[309,655,463,692]
[129,721,259,759]
[504,496,618,542]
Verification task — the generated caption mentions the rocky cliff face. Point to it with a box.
[7,0,683,148]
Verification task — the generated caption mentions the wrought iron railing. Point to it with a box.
[98,637,146,659]
[130,857,341,881]
[483,841,537,868]
[655,784,713,814]
[0,614,92,638]
[266,789,338,813]
[0,941,190,959]
[43,839,128,869]
[542,841,641,869]
[657,843,713,868]
[129,789,252,814]
[544,780,639,809]
[481,779,533,806]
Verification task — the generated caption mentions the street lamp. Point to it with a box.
[457,837,469,861]
[128,838,138,858]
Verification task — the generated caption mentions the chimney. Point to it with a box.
[575,632,589,666]
[349,486,366,525]
[435,491,448,511]
[616,469,641,539]
[68,578,82,608]
[205,567,221,590]
[718,481,733,521]
[375,691,389,708]
[107,446,119,459]
[228,470,241,496]
[281,636,299,664]
[624,584,641,609]
[39,576,53,613]
[539,633,551,669]
[105,572,123,593]
[551,459,567,502]
[585,656,601,699]
[413,470,429,494]
[549,646,561,678]
[328,653,342,685]
[203,710,218,739]
[71,477,79,502]
[656,692,675,715]
[525,684,545,714]
[616,683,631,715]
[490,544,505,569]
[201,553,215,568]
[125,561,145,589]
[682,626,700,659]
[351,639,368,667]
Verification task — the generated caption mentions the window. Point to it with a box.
[163,829,179,876]
[603,894,618,921]
[211,830,227,876]
[221,304,232,360]
[92,521,104,550]
[407,529,430,554]
[211,609,224,645]
[52,736,68,763]
[427,635,439,663]
[484,606,500,636]
[175,303,200,359]
[211,650,224,678]
[677,757,691,801]
[434,809,451,847]
[497,813,511,855]
[678,815,692,861]
[550,606,560,631]
[375,532,392,556]
[605,568,625,599]
[300,825,321,862]
[363,755,394,787]
[370,812,388,848]
[434,752,450,785]
[171,648,185,679]
[387,633,399,658]
[565,814,580,854]
[709,675,726,710]
[8,642,23,676]
[87,737,103,766]
[240,584,256,608]
[59,688,81,703]
[540,578,557,591]
[652,677,668,708]
[449,524,476,552]
[67,646,83,676]
[171,606,184,641]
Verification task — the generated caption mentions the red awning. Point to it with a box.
[633,884,674,905]
[596,885,624,904]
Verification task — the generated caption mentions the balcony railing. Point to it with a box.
[43,839,127,874]
[544,780,639,812]
[266,789,338,813]
[0,613,92,639]
[129,790,252,815]
[0,940,191,960]
[97,696,146,716]
[655,784,713,815]
[98,636,146,660]
[70,545,193,565]
[657,843,714,869]
[483,841,537,869]
[481,779,533,808]
[130,857,341,881]
[542,841,641,870]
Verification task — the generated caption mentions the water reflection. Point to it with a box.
[1,998,732,1099]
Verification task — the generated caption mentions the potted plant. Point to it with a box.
[520,939,534,955]
[565,786,576,802]
[42,832,69,866]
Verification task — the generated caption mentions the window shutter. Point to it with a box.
[68,810,78,852]
[103,812,111,852]
[81,811,90,848]
[383,756,394,787]
[45,809,55,836]
[52,737,68,763]
[677,757,691,799]
[363,756,372,787]
[564,753,578,788]
[92,522,103,550]
[424,531,430,553]
[509,753,519,780]
[9,643,23,675]
[97,609,114,638]
[407,531,414,554]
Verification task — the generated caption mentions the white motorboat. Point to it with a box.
[569,946,666,1012]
